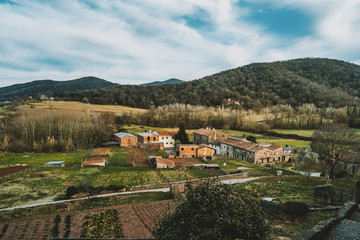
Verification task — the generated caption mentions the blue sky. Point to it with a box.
[0,0,360,87]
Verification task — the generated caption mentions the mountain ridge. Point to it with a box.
[140,78,184,86]
[57,58,360,109]
[0,76,117,101]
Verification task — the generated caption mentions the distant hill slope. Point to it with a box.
[0,77,117,101]
[140,78,184,86]
[58,58,360,109]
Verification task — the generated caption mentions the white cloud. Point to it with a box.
[0,0,359,87]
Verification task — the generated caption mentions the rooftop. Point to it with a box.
[194,128,227,140]
[114,132,136,139]
[154,130,175,137]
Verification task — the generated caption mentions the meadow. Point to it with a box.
[20,100,148,115]
[0,147,211,209]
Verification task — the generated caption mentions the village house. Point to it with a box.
[153,130,175,148]
[219,137,283,165]
[175,144,214,159]
[338,150,360,177]
[193,128,227,154]
[197,144,215,158]
[138,131,163,149]
[113,132,138,147]
[177,144,198,158]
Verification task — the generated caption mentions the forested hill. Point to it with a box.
[140,78,184,86]
[0,77,117,101]
[58,58,360,109]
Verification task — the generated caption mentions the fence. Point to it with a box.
[332,186,354,205]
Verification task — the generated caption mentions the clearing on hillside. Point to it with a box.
[20,101,148,115]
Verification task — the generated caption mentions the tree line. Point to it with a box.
[57,58,360,110]
[0,108,116,152]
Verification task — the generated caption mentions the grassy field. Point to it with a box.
[270,129,315,138]
[20,100,148,115]
[0,148,212,209]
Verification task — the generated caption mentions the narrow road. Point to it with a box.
[0,177,260,212]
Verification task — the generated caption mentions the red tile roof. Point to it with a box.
[83,157,108,166]
[155,130,175,136]
[198,144,216,150]
[156,158,175,168]
[194,128,227,140]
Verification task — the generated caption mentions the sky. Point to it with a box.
[0,0,360,87]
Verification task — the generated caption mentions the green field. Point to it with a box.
[0,148,212,209]
[224,129,310,148]
[270,129,315,138]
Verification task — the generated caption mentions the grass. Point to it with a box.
[210,158,298,177]
[270,129,315,138]
[0,151,86,168]
[0,148,215,208]
[223,129,310,148]
[20,101,148,115]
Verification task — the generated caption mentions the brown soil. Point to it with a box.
[90,148,111,156]
[0,166,32,177]
[0,201,172,239]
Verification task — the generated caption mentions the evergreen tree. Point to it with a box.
[175,123,190,144]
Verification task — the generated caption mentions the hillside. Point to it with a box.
[140,78,184,86]
[58,58,360,109]
[0,76,117,101]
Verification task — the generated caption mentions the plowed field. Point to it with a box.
[0,201,171,239]
[0,166,32,177]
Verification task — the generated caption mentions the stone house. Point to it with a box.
[338,150,360,177]
[113,132,138,147]
[193,128,227,154]
[197,144,215,158]
[153,130,175,148]
[219,137,283,165]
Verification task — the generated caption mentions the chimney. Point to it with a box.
[214,132,217,140]
[149,130,152,134]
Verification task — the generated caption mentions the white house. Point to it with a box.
[153,130,176,148]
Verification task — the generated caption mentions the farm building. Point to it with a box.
[219,137,283,165]
[193,128,228,144]
[153,130,176,148]
[155,157,175,169]
[113,132,138,147]
[138,131,163,149]
[177,144,198,158]
[44,161,65,167]
[197,144,215,158]
[83,157,108,167]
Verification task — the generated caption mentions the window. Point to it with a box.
[182,155,186,158]
[181,148,184,150]
[147,137,150,141]
[153,137,156,141]
[166,142,168,144]
[191,148,194,150]
[161,137,164,140]
[166,137,168,139]
[190,155,195,158]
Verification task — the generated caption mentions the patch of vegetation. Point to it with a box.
[81,210,123,239]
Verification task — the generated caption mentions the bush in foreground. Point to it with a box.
[154,179,270,240]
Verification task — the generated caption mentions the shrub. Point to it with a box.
[154,179,270,240]
[283,201,309,217]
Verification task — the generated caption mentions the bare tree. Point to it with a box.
[311,125,360,179]
[296,147,319,180]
